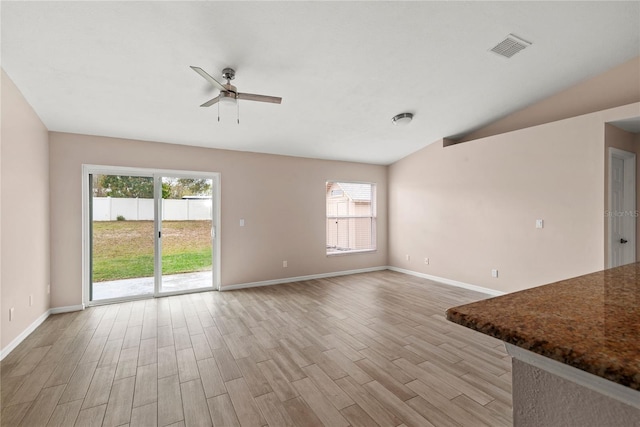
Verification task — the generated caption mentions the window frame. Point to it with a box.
[325,180,377,256]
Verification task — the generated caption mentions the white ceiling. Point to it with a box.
[2,1,639,165]
[610,117,640,134]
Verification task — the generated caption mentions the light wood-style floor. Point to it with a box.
[0,270,512,427]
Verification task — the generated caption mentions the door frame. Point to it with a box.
[82,165,221,307]
[607,148,636,268]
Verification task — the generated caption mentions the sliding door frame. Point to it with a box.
[82,164,221,307]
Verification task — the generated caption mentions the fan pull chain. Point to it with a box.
[217,100,220,122]
[237,98,240,124]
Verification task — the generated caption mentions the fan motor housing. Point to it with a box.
[220,85,237,101]
[222,82,237,95]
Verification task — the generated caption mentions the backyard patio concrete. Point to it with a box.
[93,270,213,300]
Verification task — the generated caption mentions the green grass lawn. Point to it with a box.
[92,220,212,282]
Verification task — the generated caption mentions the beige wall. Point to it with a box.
[1,70,50,350]
[389,103,640,293]
[460,56,640,143]
[49,133,388,307]
[603,124,640,265]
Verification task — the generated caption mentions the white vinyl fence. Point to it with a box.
[93,197,212,221]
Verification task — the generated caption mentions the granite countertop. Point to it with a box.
[446,263,640,390]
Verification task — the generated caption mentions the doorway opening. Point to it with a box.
[608,148,636,268]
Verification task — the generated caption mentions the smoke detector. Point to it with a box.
[490,34,532,58]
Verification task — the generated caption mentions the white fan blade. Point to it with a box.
[190,66,226,91]
[237,92,282,104]
[200,95,220,107]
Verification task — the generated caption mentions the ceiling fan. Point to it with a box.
[190,66,282,118]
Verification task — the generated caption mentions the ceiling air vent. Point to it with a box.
[490,34,532,58]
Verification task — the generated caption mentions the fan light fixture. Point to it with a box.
[392,113,413,126]
[190,66,282,124]
[219,91,237,104]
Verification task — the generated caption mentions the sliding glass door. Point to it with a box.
[159,176,214,294]
[84,166,219,305]
[90,173,156,301]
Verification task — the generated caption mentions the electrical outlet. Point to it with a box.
[240,218,245,227]
[283,260,288,268]
[405,254,410,261]
[424,258,429,265]
[9,308,14,322]
[491,269,499,278]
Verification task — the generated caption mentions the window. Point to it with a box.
[326,181,376,254]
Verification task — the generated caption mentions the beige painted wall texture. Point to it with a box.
[48,133,388,308]
[1,70,51,350]
[460,56,640,142]
[389,103,640,293]
[511,359,640,426]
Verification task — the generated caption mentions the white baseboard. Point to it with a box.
[387,266,505,296]
[50,304,85,314]
[1,304,85,361]
[0,310,50,361]
[221,266,388,291]
[223,266,504,296]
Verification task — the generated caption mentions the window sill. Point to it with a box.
[326,249,377,257]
